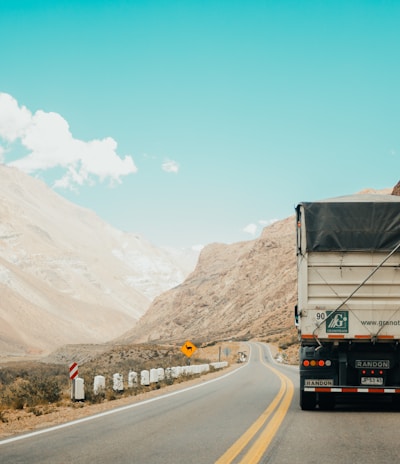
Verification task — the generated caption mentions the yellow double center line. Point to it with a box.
[215,345,294,464]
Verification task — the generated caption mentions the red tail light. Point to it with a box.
[303,359,332,367]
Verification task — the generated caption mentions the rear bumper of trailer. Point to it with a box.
[304,386,400,394]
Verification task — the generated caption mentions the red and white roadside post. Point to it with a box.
[69,362,85,401]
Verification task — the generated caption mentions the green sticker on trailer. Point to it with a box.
[326,311,349,333]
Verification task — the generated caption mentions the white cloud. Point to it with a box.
[162,159,179,173]
[0,93,137,189]
[0,93,31,142]
[243,223,258,236]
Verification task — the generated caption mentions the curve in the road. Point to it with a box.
[216,343,294,464]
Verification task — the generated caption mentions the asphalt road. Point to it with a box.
[2,343,400,463]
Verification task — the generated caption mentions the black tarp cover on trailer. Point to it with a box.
[297,194,400,252]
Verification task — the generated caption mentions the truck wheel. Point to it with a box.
[300,391,316,410]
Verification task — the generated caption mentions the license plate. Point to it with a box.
[304,379,334,387]
[361,377,383,386]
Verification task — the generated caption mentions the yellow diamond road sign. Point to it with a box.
[181,340,197,358]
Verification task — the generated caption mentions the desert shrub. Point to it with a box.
[0,410,8,423]
[0,363,66,409]
[105,389,117,401]
[84,387,105,404]
[278,334,299,350]
[28,407,43,416]
[33,375,62,404]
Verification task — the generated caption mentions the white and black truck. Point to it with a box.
[296,194,400,410]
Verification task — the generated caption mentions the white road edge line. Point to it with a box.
[0,361,249,446]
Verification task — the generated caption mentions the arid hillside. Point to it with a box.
[118,215,298,346]
[1,161,395,361]
[0,165,197,358]
[118,187,396,350]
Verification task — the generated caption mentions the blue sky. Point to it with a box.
[1,0,400,248]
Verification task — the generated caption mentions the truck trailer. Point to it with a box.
[296,194,400,410]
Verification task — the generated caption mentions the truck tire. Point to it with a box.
[300,391,316,410]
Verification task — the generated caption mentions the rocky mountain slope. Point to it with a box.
[118,215,298,346]
[1,163,395,360]
[0,165,198,358]
[118,187,396,348]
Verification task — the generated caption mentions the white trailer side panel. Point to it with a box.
[299,251,400,340]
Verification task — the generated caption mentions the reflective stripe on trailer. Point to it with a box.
[305,387,400,394]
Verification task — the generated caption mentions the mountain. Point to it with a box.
[118,187,396,349]
[0,165,198,357]
[117,216,298,346]
[1,165,394,360]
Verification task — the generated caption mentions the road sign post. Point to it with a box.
[69,362,78,380]
[69,362,84,401]
[180,340,197,363]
